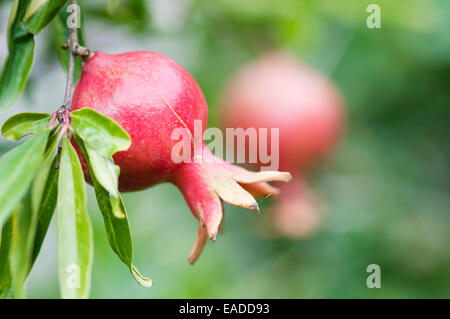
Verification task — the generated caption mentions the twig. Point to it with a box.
[54,0,92,168]
[62,0,92,111]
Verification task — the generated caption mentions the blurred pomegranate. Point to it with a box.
[220,51,345,238]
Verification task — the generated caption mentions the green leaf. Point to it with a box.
[7,1,31,43]
[6,124,59,297]
[0,217,13,292]
[7,0,20,34]
[5,129,58,298]
[9,193,38,299]
[95,183,152,287]
[0,1,35,111]
[56,138,93,299]
[73,135,124,219]
[131,265,153,288]
[0,284,13,299]
[75,137,152,287]
[0,31,34,111]
[93,188,132,266]
[0,130,49,228]
[1,112,51,141]
[31,158,59,263]
[91,147,126,220]
[87,143,120,196]
[71,108,131,158]
[85,0,151,32]
[24,0,67,35]
[31,135,60,264]
[22,0,49,22]
[0,0,66,111]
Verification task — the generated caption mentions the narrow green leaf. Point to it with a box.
[0,284,13,299]
[0,130,49,228]
[31,158,59,263]
[0,217,13,293]
[7,0,20,34]
[84,147,124,219]
[0,129,58,298]
[131,265,153,288]
[0,32,34,111]
[57,138,93,299]
[0,0,66,111]
[31,135,60,264]
[23,0,49,22]
[71,108,131,158]
[1,112,50,141]
[75,137,152,287]
[24,0,66,35]
[86,147,119,197]
[94,184,132,265]
[7,0,31,43]
[94,185,152,287]
[1,0,35,111]
[9,193,38,299]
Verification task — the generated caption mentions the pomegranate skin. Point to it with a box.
[72,51,208,191]
[71,51,291,263]
[221,51,345,172]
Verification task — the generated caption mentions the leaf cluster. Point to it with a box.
[0,109,151,299]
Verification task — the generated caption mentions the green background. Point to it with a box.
[0,0,449,298]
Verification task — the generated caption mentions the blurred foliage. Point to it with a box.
[82,0,151,32]
[0,0,449,298]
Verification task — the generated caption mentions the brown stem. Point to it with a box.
[62,0,93,111]
[55,0,92,168]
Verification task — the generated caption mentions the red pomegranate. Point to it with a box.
[71,51,290,263]
[220,51,345,238]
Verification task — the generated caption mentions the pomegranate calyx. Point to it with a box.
[175,147,291,264]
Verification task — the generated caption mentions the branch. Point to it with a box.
[61,0,93,112]
[54,0,93,168]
